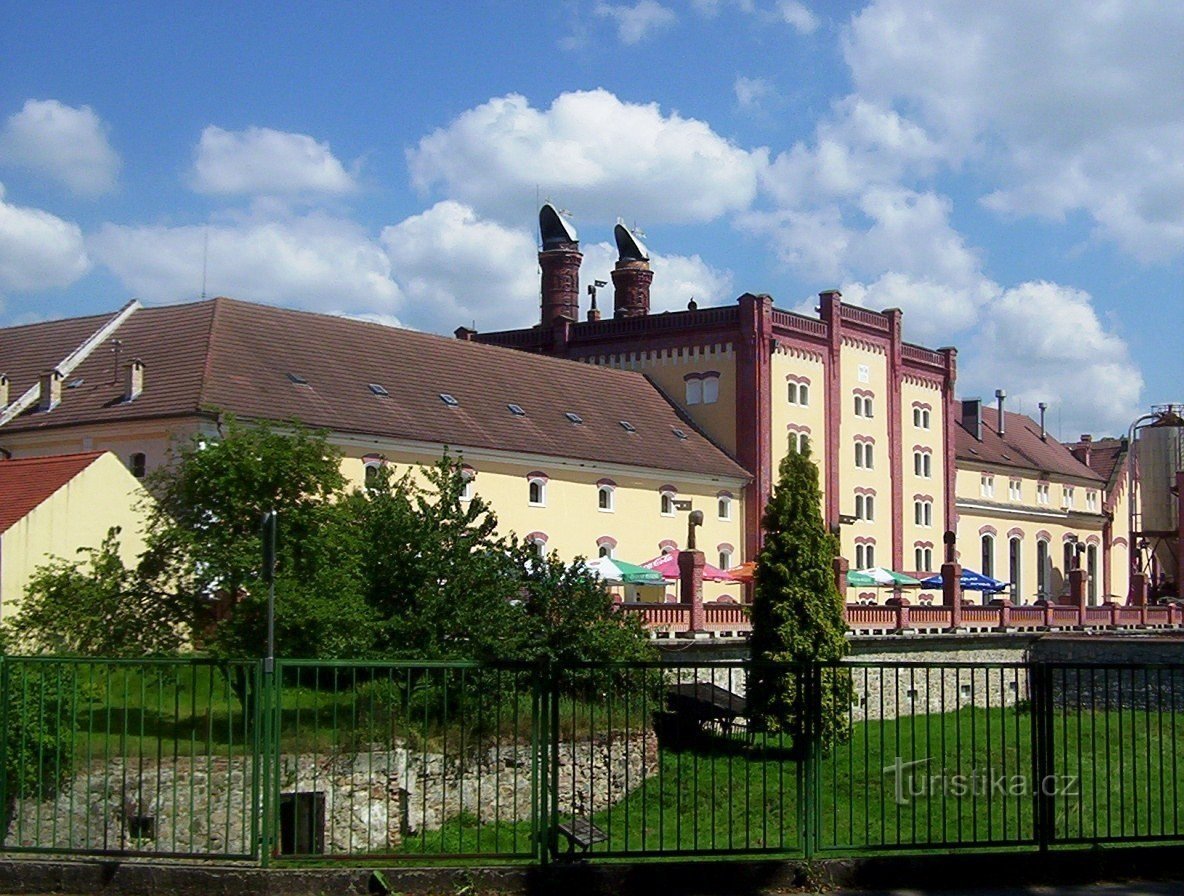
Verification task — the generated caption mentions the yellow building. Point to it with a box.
[951,399,1126,604]
[0,298,749,602]
[477,207,958,581]
[0,451,149,618]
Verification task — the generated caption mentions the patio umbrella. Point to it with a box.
[584,556,667,585]
[850,567,923,587]
[641,553,737,582]
[919,568,1008,593]
[727,561,756,583]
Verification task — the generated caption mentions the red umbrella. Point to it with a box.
[641,553,737,582]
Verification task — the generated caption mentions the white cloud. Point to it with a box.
[843,0,1184,260]
[191,126,356,196]
[0,99,119,196]
[89,210,399,314]
[408,90,765,225]
[963,281,1142,437]
[595,1,677,44]
[0,183,90,291]
[776,1,818,34]
[380,201,539,333]
[379,201,733,333]
[579,240,734,315]
[734,76,774,113]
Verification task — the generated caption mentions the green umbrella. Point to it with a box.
[848,567,923,587]
[585,556,667,585]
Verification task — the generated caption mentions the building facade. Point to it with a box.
[0,297,748,601]
[474,206,958,577]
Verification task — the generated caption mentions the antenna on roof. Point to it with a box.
[200,226,209,300]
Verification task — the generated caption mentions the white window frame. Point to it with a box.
[717,495,732,521]
[1009,478,1022,501]
[597,483,615,512]
[1062,486,1074,509]
[528,477,547,507]
[660,490,676,516]
[799,383,809,406]
[1037,482,1050,505]
[718,549,732,570]
[702,375,720,405]
[685,378,703,405]
[981,474,995,499]
[460,469,475,502]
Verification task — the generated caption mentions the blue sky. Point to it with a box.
[1,1,1181,438]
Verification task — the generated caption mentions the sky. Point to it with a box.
[1,1,1181,440]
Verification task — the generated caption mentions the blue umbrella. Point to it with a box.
[919,568,1008,593]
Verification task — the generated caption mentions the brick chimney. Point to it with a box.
[611,222,652,318]
[124,358,144,402]
[538,203,581,328]
[38,369,62,413]
[961,398,982,441]
[1071,433,1093,467]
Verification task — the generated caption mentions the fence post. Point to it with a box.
[0,656,7,828]
[1030,663,1056,851]
[533,659,552,865]
[800,662,819,860]
[259,660,274,868]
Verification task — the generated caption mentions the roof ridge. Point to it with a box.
[196,297,224,411]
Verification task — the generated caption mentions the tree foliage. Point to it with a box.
[8,420,651,677]
[8,529,189,656]
[748,442,851,755]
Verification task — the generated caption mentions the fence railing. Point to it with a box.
[1,655,1182,865]
[619,600,1184,637]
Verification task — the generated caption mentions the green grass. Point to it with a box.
[406,703,1184,858]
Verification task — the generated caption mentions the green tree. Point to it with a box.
[748,442,851,756]
[7,528,189,656]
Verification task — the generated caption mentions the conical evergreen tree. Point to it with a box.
[749,442,851,755]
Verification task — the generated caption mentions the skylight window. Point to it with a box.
[368,383,389,396]
[672,427,688,440]
[67,378,84,389]
[439,393,459,407]
[508,404,526,416]
[619,420,636,433]
[286,372,308,385]
[565,412,584,425]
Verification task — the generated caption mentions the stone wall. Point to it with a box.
[4,731,656,856]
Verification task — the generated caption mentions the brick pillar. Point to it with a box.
[1070,568,1087,626]
[834,555,850,602]
[678,550,706,637]
[1129,572,1148,607]
[886,595,910,632]
[942,561,962,629]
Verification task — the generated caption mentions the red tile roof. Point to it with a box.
[0,452,104,534]
[956,406,1103,482]
[0,298,749,482]
[1070,437,1128,491]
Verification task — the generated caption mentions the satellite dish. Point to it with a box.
[539,203,578,249]
[614,223,649,262]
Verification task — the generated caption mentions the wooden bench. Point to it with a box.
[554,816,608,857]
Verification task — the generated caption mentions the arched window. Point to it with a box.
[660,489,676,516]
[1087,544,1098,604]
[717,493,732,520]
[527,474,548,507]
[788,382,799,404]
[527,532,548,559]
[596,536,617,559]
[129,452,147,479]
[364,461,382,489]
[717,544,734,570]
[914,546,933,572]
[1036,539,1050,598]
[1009,537,1022,601]
[460,466,475,501]
[597,482,615,512]
[685,377,703,405]
[981,534,995,579]
[701,374,720,404]
[799,383,809,405]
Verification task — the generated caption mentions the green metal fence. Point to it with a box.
[1,655,1182,864]
[0,656,260,859]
